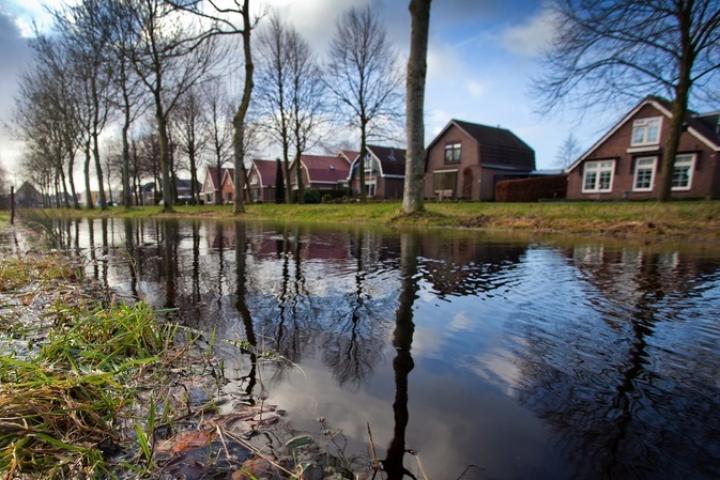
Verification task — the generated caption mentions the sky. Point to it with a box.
[0,0,628,186]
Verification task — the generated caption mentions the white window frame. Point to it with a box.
[581,160,615,193]
[630,116,662,147]
[632,156,657,192]
[444,143,461,163]
[671,154,695,191]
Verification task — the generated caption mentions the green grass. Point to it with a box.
[0,301,174,478]
[29,200,720,238]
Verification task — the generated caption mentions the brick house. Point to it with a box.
[247,159,280,203]
[289,153,351,191]
[424,119,535,201]
[200,166,232,204]
[566,96,720,200]
[348,145,406,199]
[219,168,236,203]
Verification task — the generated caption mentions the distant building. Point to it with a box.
[289,153,351,192]
[175,178,201,203]
[140,182,157,205]
[424,119,536,201]
[348,145,405,199]
[200,167,232,204]
[566,96,720,200]
[247,159,280,203]
[15,182,43,208]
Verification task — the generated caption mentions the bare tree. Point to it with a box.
[14,34,82,209]
[105,0,147,208]
[56,0,117,209]
[402,0,431,214]
[287,24,326,204]
[255,13,293,202]
[535,0,720,201]
[127,0,218,212]
[165,0,256,214]
[556,133,581,169]
[172,88,207,203]
[326,6,403,201]
[204,81,234,204]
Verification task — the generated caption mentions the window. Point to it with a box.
[582,160,614,193]
[632,157,657,191]
[671,154,695,191]
[444,143,461,163]
[631,117,662,146]
[365,182,376,197]
[433,170,458,192]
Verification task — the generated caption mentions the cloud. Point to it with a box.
[0,8,32,176]
[499,6,558,57]
[465,79,487,97]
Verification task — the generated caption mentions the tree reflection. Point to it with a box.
[382,232,419,480]
[322,230,386,386]
[235,222,258,400]
[513,247,720,478]
[123,219,139,299]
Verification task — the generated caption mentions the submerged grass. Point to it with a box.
[0,280,175,478]
[0,254,80,292]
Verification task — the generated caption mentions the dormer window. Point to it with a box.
[444,143,461,163]
[631,117,662,146]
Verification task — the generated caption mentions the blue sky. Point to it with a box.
[0,0,635,183]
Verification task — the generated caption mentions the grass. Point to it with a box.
[0,254,80,292]
[0,301,175,478]
[28,200,720,239]
[0,253,178,478]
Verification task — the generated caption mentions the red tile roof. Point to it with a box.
[301,154,350,183]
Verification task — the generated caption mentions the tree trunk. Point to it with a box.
[189,144,198,203]
[232,0,254,215]
[122,115,132,209]
[359,123,367,202]
[84,141,93,209]
[294,148,304,204]
[91,76,107,210]
[67,148,80,209]
[658,6,693,202]
[157,112,174,212]
[402,0,431,214]
[283,146,292,203]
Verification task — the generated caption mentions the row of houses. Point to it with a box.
[14,98,720,208]
[205,97,720,203]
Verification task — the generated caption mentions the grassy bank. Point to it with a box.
[30,200,720,239]
[0,248,365,479]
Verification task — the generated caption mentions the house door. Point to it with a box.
[462,168,473,200]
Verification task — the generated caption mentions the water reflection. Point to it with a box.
[29,218,720,479]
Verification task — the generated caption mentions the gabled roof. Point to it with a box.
[298,154,350,183]
[567,95,720,173]
[221,168,236,186]
[204,167,224,189]
[16,181,41,196]
[428,119,534,153]
[367,145,406,176]
[339,150,360,163]
[251,159,278,188]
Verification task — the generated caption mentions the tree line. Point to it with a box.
[14,0,718,212]
[14,0,410,212]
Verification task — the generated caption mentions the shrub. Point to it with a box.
[303,189,321,204]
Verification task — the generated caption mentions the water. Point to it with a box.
[27,218,720,479]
